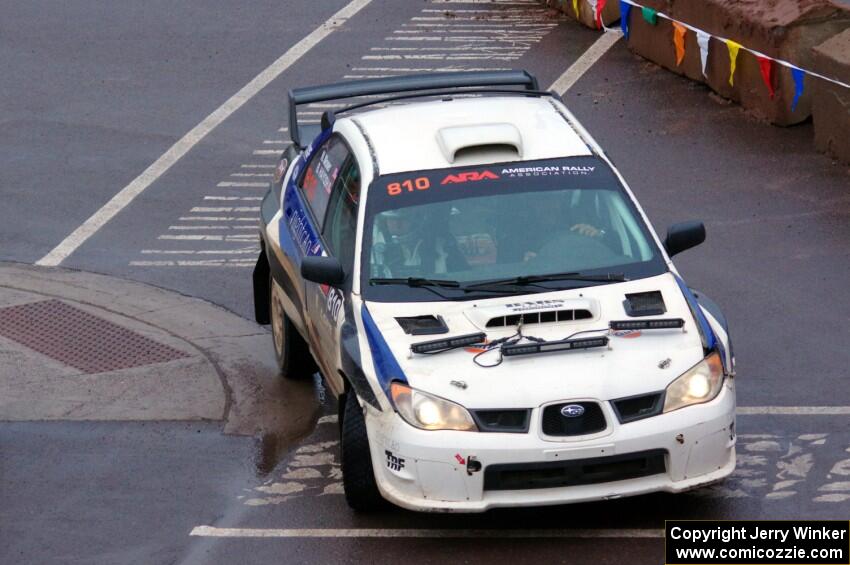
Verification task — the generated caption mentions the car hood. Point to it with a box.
[362,272,706,409]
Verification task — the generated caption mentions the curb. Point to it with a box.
[0,262,319,447]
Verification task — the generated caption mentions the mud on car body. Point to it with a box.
[253,71,736,513]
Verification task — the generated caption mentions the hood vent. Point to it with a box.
[485,308,593,328]
[395,315,448,335]
[436,123,523,164]
[623,291,666,317]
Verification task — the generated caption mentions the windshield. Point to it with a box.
[361,157,667,301]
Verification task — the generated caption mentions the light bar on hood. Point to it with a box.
[502,336,609,357]
[410,332,487,354]
[609,318,685,331]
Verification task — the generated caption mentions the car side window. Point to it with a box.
[299,135,350,227]
[322,157,361,272]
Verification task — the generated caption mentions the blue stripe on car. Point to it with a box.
[673,273,716,350]
[361,304,407,396]
[673,273,730,373]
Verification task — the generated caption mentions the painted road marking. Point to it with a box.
[36,0,375,267]
[178,216,255,222]
[130,260,255,267]
[548,30,623,94]
[141,248,258,255]
[158,234,258,241]
[190,526,664,539]
[168,225,257,227]
[190,207,259,213]
[738,406,850,415]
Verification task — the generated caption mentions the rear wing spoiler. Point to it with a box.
[287,70,540,148]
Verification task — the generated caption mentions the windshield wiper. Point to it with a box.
[464,272,627,290]
[369,277,541,299]
[370,277,461,288]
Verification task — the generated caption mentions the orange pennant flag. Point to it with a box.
[672,22,687,66]
[726,40,742,86]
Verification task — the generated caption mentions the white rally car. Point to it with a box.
[253,70,736,512]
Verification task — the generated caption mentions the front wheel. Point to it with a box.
[269,278,317,379]
[341,392,384,512]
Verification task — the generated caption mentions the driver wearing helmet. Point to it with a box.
[372,208,466,277]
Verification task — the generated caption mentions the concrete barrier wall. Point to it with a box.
[812,29,850,162]
[545,0,850,162]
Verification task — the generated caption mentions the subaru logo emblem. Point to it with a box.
[560,404,585,418]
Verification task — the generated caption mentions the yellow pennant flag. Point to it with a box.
[726,40,741,86]
[672,22,687,66]
[573,0,580,19]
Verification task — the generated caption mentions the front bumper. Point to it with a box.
[365,382,736,513]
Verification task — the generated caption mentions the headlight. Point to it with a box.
[389,382,478,431]
[663,351,725,413]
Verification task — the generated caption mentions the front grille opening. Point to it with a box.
[541,402,606,437]
[483,449,667,491]
[612,392,664,424]
[473,409,530,433]
[395,315,448,335]
[623,291,666,317]
[486,309,593,328]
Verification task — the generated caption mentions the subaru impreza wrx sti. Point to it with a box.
[252,70,736,513]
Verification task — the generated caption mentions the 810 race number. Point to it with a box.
[387,177,430,196]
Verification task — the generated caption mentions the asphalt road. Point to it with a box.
[1,0,849,563]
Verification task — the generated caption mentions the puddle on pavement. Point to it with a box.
[250,373,331,476]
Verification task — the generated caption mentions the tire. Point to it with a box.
[269,277,317,379]
[341,392,384,512]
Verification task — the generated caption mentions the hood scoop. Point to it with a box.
[395,315,448,335]
[623,291,666,317]
[465,298,599,330]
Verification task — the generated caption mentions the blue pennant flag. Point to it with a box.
[791,68,805,112]
[620,1,632,39]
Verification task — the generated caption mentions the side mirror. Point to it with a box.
[664,221,706,257]
[301,256,345,286]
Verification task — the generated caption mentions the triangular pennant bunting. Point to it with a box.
[620,0,632,38]
[726,40,741,86]
[672,22,687,66]
[696,31,710,77]
[791,67,805,111]
[757,56,775,99]
[641,6,657,25]
[595,0,607,29]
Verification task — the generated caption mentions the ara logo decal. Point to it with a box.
[440,170,499,185]
[385,450,405,472]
